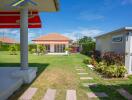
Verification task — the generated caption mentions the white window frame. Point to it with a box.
[112,35,123,43]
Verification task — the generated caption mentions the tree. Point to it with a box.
[37,44,46,55]
[78,36,95,54]
[9,44,18,55]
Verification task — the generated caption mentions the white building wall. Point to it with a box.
[50,44,54,52]
[125,32,132,74]
[96,31,126,54]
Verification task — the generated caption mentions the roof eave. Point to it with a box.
[95,27,132,38]
[54,0,59,11]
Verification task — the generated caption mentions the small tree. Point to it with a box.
[65,47,72,52]
[37,44,46,55]
[65,47,72,55]
[79,36,95,55]
[9,45,17,55]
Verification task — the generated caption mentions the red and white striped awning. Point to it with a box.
[0,11,41,28]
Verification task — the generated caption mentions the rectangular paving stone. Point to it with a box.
[117,88,132,100]
[76,68,84,71]
[42,89,56,100]
[19,87,37,100]
[66,90,77,100]
[80,77,93,80]
[75,67,82,69]
[82,83,97,87]
[87,92,108,98]
[87,65,94,70]
[77,73,88,75]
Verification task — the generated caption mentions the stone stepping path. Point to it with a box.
[82,83,97,88]
[80,77,93,80]
[19,87,38,100]
[42,89,56,100]
[87,92,108,98]
[66,90,77,100]
[77,73,88,75]
[117,88,132,100]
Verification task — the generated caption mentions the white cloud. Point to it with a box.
[63,27,103,41]
[0,29,11,33]
[77,11,105,21]
[0,29,20,34]
[0,29,41,43]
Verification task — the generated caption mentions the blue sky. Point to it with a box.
[1,0,132,42]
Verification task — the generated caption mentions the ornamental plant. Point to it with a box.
[95,62,106,73]
[83,58,91,64]
[30,48,36,54]
[116,66,127,77]
[105,65,117,77]
[65,47,72,52]
[95,63,127,78]
[9,45,17,55]
[37,44,46,55]
[102,52,124,66]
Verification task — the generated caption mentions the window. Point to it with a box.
[44,44,50,52]
[54,44,65,52]
[112,35,123,43]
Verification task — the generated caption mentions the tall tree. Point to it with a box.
[79,36,95,54]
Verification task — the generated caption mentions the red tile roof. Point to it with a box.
[32,33,71,41]
[0,37,17,44]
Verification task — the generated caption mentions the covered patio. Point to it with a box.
[0,0,59,99]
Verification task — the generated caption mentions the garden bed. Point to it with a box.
[83,53,127,79]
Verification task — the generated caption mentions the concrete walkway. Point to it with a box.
[117,88,132,100]
[19,87,38,100]
[42,89,56,100]
[0,67,23,100]
[66,90,77,100]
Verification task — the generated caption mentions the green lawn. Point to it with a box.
[0,51,132,100]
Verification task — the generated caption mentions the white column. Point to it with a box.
[125,32,132,74]
[20,4,28,70]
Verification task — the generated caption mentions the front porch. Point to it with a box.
[44,44,68,53]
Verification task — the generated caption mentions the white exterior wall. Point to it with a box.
[125,32,132,74]
[50,44,54,52]
[96,30,126,54]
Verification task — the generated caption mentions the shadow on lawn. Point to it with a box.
[0,62,49,100]
[88,83,132,100]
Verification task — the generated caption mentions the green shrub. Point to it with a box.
[9,45,17,55]
[37,44,46,55]
[30,48,36,54]
[79,36,95,55]
[83,58,91,64]
[117,66,127,77]
[90,56,98,67]
[29,44,36,52]
[94,62,127,78]
[95,62,106,73]
[0,44,20,51]
[105,65,117,77]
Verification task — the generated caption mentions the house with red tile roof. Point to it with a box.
[32,33,72,53]
[0,37,17,44]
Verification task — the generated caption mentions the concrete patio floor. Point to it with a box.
[0,67,23,100]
